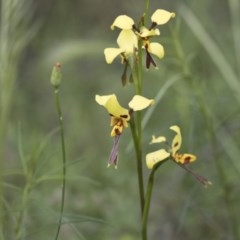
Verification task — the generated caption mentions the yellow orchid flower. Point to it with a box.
[104,15,138,64]
[96,94,154,168]
[146,126,211,186]
[138,9,175,68]
[96,94,154,136]
[146,125,196,169]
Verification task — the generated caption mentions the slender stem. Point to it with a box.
[142,167,155,240]
[144,0,150,24]
[130,118,145,215]
[54,87,67,240]
[129,46,145,216]
[142,160,167,240]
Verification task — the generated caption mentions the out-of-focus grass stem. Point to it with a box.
[228,0,240,75]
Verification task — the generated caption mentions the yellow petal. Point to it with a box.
[95,94,130,120]
[174,153,197,164]
[111,15,135,30]
[146,149,170,169]
[151,9,175,25]
[128,95,154,111]
[150,135,166,144]
[140,26,160,37]
[148,42,164,59]
[170,125,182,155]
[104,48,123,64]
[117,29,138,54]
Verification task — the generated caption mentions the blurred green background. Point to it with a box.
[1,0,240,239]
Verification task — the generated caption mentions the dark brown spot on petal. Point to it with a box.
[183,156,191,164]
[120,114,128,119]
[109,113,114,117]
[174,142,179,148]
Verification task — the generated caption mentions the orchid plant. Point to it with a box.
[96,2,211,240]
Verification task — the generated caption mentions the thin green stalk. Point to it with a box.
[53,87,67,240]
[142,160,167,240]
[129,45,145,216]
[130,118,145,215]
[144,0,150,24]
[141,167,155,240]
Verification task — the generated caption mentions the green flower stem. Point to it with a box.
[142,160,167,240]
[53,87,67,240]
[130,118,145,215]
[144,0,150,24]
[129,45,145,216]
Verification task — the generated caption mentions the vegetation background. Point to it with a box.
[1,0,239,239]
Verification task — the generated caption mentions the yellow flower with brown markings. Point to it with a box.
[146,125,196,169]
[96,94,154,168]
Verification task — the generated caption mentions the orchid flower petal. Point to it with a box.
[140,26,160,37]
[104,48,123,64]
[148,42,164,59]
[175,153,197,164]
[95,94,130,120]
[146,149,170,169]
[117,29,138,54]
[151,9,175,25]
[170,125,182,155]
[111,15,135,30]
[128,95,154,111]
[150,135,167,144]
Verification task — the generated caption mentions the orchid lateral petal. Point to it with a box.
[151,9,175,25]
[148,42,164,59]
[104,48,123,64]
[146,149,170,169]
[128,95,154,111]
[111,15,135,30]
[170,125,182,155]
[150,135,167,144]
[95,94,130,120]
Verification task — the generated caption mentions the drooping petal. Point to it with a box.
[111,15,135,30]
[128,95,154,111]
[148,42,164,59]
[174,153,197,164]
[104,48,123,64]
[170,125,182,155]
[146,149,170,169]
[151,9,175,25]
[140,26,160,37]
[150,135,167,144]
[95,94,130,120]
[117,29,138,54]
